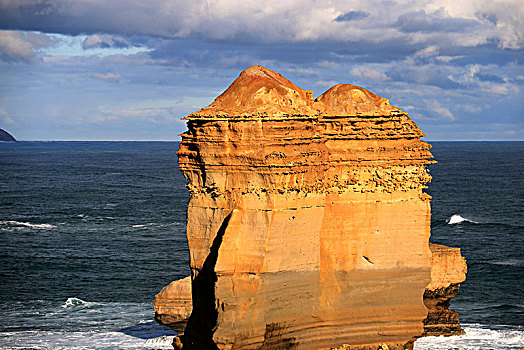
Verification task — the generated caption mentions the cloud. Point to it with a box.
[394,10,480,34]
[91,72,123,83]
[0,30,37,62]
[82,34,131,49]
[414,45,439,57]
[0,108,14,124]
[0,0,522,49]
[351,67,389,81]
[425,100,455,120]
[97,106,185,124]
[335,11,370,22]
[387,63,462,90]
[0,30,55,62]
[0,1,522,141]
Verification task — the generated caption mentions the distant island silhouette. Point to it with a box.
[0,129,16,141]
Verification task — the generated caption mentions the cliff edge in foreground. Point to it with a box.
[160,65,466,349]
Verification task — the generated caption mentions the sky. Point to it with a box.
[0,0,523,141]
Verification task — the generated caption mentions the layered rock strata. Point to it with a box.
[422,244,467,337]
[155,248,467,340]
[168,65,450,349]
[154,276,192,334]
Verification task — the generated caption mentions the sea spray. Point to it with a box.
[446,214,477,225]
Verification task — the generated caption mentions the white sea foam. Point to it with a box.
[0,325,521,350]
[0,220,57,229]
[414,324,524,350]
[143,335,176,347]
[62,297,96,309]
[447,214,477,225]
[0,330,175,349]
[132,223,156,229]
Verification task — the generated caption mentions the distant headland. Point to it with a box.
[0,129,16,142]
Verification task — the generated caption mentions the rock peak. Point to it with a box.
[189,65,403,118]
[190,65,315,117]
[316,83,400,116]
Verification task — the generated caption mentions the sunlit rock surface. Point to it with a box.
[422,243,467,337]
[157,65,466,349]
[154,276,192,334]
[155,246,467,344]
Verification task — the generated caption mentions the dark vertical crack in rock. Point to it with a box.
[176,211,233,350]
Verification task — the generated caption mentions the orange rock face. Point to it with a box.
[422,243,467,337]
[153,276,192,333]
[155,246,467,342]
[169,65,443,349]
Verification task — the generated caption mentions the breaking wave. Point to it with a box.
[414,324,524,350]
[144,335,176,347]
[0,220,57,230]
[446,214,477,225]
[61,297,97,309]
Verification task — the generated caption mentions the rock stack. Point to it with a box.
[156,65,466,349]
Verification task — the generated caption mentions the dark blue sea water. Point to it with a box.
[0,141,522,349]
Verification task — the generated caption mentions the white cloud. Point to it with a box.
[351,67,389,81]
[435,55,463,63]
[0,30,36,62]
[0,0,522,49]
[425,0,524,49]
[415,45,440,57]
[83,34,131,49]
[97,106,184,124]
[425,100,455,120]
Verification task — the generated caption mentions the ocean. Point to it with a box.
[0,141,522,349]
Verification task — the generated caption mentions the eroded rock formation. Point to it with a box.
[154,246,468,342]
[422,243,467,337]
[154,276,192,334]
[160,65,465,349]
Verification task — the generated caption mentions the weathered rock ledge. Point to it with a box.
[158,65,466,349]
[422,243,467,337]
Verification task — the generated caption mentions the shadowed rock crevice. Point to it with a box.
[175,211,234,350]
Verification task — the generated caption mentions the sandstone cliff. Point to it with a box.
[422,243,467,337]
[154,246,468,342]
[154,276,192,334]
[162,65,461,349]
